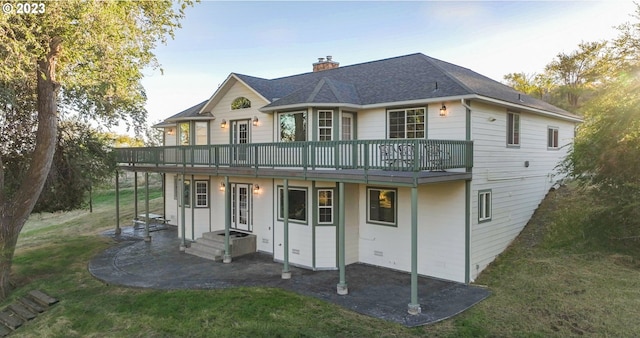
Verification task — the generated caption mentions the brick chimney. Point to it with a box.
[313,55,339,72]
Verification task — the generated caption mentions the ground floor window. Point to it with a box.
[194,180,209,208]
[318,189,334,224]
[367,187,397,226]
[181,179,191,208]
[547,127,559,149]
[278,186,308,224]
[478,190,492,223]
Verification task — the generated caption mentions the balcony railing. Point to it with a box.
[115,139,473,172]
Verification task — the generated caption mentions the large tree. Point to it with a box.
[0,1,189,299]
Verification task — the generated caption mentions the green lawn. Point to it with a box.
[7,184,640,337]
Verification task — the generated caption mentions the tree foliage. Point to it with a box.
[0,0,190,299]
[561,4,640,235]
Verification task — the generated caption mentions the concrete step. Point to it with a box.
[184,246,222,261]
[201,231,227,243]
[189,241,225,255]
[190,237,228,251]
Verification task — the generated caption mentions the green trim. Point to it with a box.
[181,173,186,248]
[191,175,195,240]
[366,187,398,227]
[478,189,492,223]
[276,185,309,225]
[337,182,347,290]
[223,176,231,261]
[465,99,471,142]
[465,180,471,284]
[409,186,419,310]
[283,179,290,274]
[311,181,316,269]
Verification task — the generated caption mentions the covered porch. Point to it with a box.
[90,225,490,327]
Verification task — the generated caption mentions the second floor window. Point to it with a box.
[318,110,332,141]
[179,122,190,146]
[195,121,208,145]
[507,112,520,146]
[279,111,307,142]
[388,108,425,139]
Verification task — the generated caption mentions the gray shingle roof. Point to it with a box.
[165,53,579,121]
[246,53,576,118]
[163,100,208,122]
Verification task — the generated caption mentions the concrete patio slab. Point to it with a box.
[89,226,490,327]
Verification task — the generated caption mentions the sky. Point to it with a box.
[138,0,638,128]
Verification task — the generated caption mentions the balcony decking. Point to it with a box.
[115,139,473,185]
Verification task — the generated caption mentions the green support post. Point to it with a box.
[337,182,348,295]
[133,172,138,222]
[144,172,151,242]
[282,179,291,279]
[180,174,187,251]
[115,171,121,235]
[223,176,232,263]
[408,186,421,315]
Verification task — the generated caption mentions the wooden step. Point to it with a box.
[18,297,45,313]
[0,310,22,330]
[0,323,10,337]
[8,303,36,321]
[28,290,58,307]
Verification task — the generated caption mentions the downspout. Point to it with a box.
[462,98,472,284]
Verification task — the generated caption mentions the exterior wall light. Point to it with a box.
[439,104,448,117]
[253,184,260,194]
[252,116,259,126]
[166,128,175,136]
[220,119,227,128]
[219,181,225,191]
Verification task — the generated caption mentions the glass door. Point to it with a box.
[231,120,249,165]
[231,183,252,232]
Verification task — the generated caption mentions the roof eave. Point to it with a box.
[472,95,583,123]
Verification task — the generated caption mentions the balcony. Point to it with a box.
[115,139,473,185]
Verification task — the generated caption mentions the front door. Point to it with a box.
[231,183,252,232]
[231,120,249,164]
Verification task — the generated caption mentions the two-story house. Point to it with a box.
[115,53,580,315]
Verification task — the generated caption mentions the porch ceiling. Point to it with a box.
[118,164,471,186]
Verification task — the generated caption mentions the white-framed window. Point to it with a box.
[195,121,208,145]
[318,189,333,224]
[478,190,492,223]
[507,112,520,147]
[388,108,425,139]
[278,186,308,224]
[179,122,190,146]
[367,187,397,226]
[547,127,559,149]
[341,112,353,140]
[318,110,333,141]
[279,111,307,141]
[194,180,208,208]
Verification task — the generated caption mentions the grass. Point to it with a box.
[5,183,640,337]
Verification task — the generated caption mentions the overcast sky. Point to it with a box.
[137,0,637,128]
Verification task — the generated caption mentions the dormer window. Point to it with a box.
[231,97,251,110]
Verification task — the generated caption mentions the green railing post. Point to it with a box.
[408,186,421,315]
[282,179,291,279]
[337,182,348,295]
[223,176,232,263]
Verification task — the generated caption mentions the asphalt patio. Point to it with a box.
[88,225,490,327]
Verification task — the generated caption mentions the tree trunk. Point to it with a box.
[0,37,61,299]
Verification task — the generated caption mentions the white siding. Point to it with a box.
[469,101,576,280]
[210,82,273,145]
[344,183,360,265]
[273,180,313,268]
[427,101,466,140]
[358,182,466,282]
[315,227,336,268]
